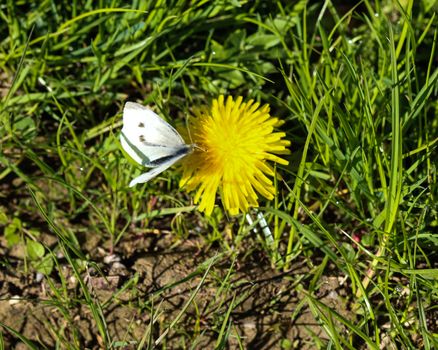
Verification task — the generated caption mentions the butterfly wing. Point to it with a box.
[121,101,193,186]
[121,102,187,166]
[128,151,189,187]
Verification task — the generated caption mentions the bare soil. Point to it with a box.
[0,227,352,349]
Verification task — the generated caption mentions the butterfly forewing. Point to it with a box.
[121,102,188,166]
[123,102,186,147]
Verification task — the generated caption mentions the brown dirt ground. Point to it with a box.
[0,228,353,349]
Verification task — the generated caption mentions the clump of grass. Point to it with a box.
[0,0,437,348]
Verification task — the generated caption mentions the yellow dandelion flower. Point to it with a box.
[180,95,290,216]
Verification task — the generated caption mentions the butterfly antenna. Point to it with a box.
[185,113,194,144]
[185,113,206,152]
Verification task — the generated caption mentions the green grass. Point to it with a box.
[1,0,437,349]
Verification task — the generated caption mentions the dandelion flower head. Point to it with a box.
[180,95,290,216]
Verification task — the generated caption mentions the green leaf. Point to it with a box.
[26,240,45,260]
[0,210,8,225]
[247,34,280,49]
[4,218,21,246]
[34,255,54,275]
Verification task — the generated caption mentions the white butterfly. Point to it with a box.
[120,102,193,187]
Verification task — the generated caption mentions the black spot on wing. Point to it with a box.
[138,122,145,128]
[139,135,145,142]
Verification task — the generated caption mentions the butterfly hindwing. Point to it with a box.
[128,151,189,187]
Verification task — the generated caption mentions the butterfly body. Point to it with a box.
[120,102,192,187]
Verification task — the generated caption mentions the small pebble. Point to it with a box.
[36,272,44,283]
[9,295,21,305]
